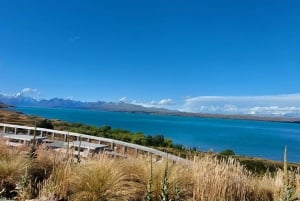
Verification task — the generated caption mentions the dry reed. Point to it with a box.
[0,142,299,201]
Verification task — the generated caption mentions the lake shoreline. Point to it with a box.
[5,104,300,124]
[125,110,300,124]
[1,107,300,166]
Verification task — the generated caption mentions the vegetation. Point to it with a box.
[281,146,298,201]
[57,122,173,148]
[0,103,9,108]
[36,119,54,129]
[0,141,299,201]
[219,149,235,156]
[1,109,299,175]
[1,109,300,200]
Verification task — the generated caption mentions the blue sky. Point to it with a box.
[1,0,300,115]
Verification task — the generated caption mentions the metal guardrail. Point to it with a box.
[0,123,189,164]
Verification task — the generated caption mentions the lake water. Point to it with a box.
[13,107,300,162]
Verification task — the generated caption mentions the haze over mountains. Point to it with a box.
[1,93,300,123]
[0,93,170,113]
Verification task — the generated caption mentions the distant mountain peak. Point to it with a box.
[0,93,173,113]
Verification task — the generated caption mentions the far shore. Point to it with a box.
[164,111,300,124]
[2,102,300,124]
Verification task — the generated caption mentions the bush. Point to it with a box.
[37,119,54,129]
[219,149,235,156]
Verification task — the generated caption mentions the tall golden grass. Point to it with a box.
[0,140,299,201]
[0,141,28,198]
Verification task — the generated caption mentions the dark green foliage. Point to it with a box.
[99,125,112,137]
[144,135,171,147]
[65,123,174,148]
[37,119,53,129]
[172,144,183,150]
[219,149,235,156]
[239,159,277,174]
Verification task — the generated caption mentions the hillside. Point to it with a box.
[1,108,299,173]
[0,108,300,200]
[0,102,10,108]
[0,128,299,200]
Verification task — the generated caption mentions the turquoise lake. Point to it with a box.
[13,107,300,162]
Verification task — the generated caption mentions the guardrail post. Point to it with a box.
[123,146,127,154]
[3,126,5,133]
[111,142,114,150]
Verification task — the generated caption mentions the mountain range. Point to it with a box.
[0,94,170,113]
[1,94,300,123]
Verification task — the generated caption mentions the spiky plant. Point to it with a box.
[28,121,37,160]
[159,157,169,201]
[174,185,181,201]
[16,166,32,200]
[66,131,70,159]
[281,146,298,201]
[76,136,81,164]
[144,155,153,201]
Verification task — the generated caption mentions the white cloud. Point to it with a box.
[158,98,172,105]
[66,96,74,100]
[181,94,300,116]
[184,94,300,106]
[149,98,173,106]
[22,88,37,93]
[127,94,300,116]
[119,97,128,102]
[16,88,40,98]
[130,100,154,108]
[247,106,300,116]
[130,98,174,108]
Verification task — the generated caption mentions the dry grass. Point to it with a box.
[297,168,300,200]
[0,140,28,198]
[191,156,279,201]
[0,142,299,201]
[70,156,143,201]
